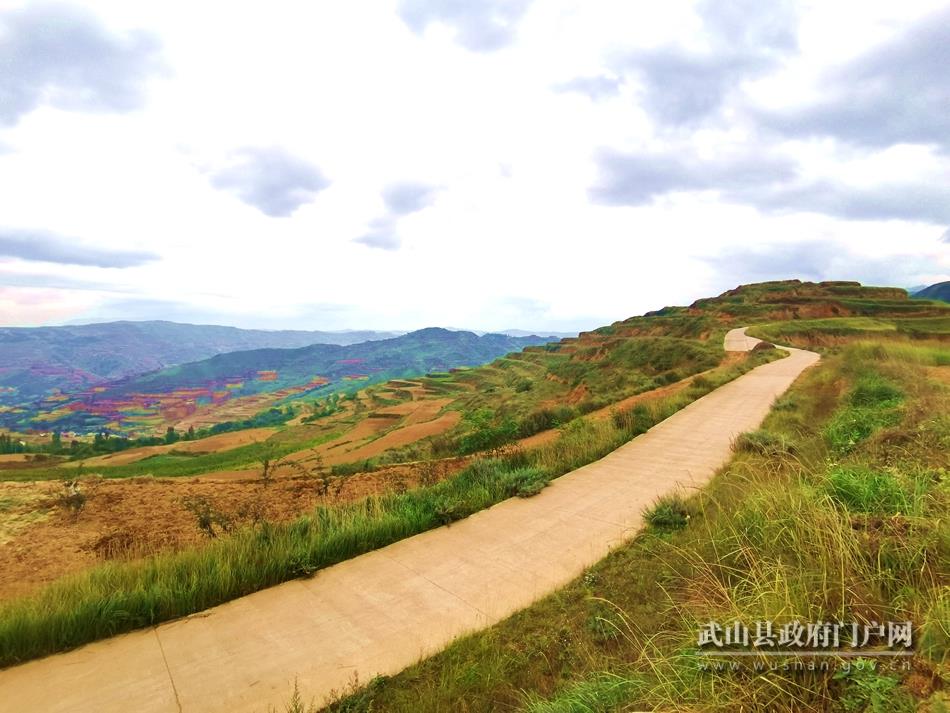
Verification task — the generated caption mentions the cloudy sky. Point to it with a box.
[1,0,948,332]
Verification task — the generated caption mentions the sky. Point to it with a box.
[0,0,948,332]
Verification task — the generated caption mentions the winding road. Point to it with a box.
[0,329,819,713]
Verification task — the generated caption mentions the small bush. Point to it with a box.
[57,478,87,517]
[732,429,795,456]
[691,374,713,389]
[181,495,234,538]
[517,406,577,438]
[514,378,534,393]
[644,494,690,531]
[611,404,654,435]
[499,467,549,498]
[458,409,518,454]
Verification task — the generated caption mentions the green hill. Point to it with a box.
[913,280,950,302]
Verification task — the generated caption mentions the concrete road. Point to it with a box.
[0,328,818,712]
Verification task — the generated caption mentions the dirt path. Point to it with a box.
[0,329,819,713]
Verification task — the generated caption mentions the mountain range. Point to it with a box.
[0,326,555,434]
[0,321,572,406]
[0,321,405,402]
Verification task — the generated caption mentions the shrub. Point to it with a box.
[181,495,234,538]
[644,494,690,531]
[458,410,518,454]
[57,478,87,517]
[732,429,795,456]
[690,374,713,389]
[499,467,549,498]
[517,406,577,438]
[611,404,654,435]
[514,378,534,393]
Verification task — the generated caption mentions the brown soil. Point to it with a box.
[65,428,278,468]
[0,457,469,602]
[925,366,950,384]
[327,412,462,464]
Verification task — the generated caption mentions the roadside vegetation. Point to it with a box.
[0,349,778,667]
[317,338,949,712]
[2,278,947,700]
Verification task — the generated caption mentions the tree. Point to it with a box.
[257,442,285,487]
[50,431,62,453]
[0,433,26,455]
[185,425,196,441]
[164,426,179,445]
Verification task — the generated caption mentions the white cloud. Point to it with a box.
[0,0,947,331]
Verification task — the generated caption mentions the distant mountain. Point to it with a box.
[106,328,549,398]
[0,321,402,404]
[497,329,578,339]
[912,281,950,302]
[1,328,553,434]
[443,327,578,338]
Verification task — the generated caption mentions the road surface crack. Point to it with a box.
[154,628,183,713]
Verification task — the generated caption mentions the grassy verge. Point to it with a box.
[0,351,779,668]
[314,341,949,712]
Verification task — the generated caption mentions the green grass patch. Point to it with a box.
[644,494,690,532]
[825,466,922,515]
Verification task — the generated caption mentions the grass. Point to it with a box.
[749,315,950,352]
[825,466,926,515]
[732,429,796,457]
[314,339,950,712]
[643,494,690,532]
[429,336,726,455]
[0,428,345,482]
[0,350,780,667]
